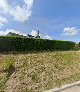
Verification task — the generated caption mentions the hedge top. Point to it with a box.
[0,36,75,52]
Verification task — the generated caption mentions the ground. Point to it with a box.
[0,51,80,92]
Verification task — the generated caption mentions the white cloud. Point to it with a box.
[10,5,32,22]
[10,0,33,22]
[0,29,20,36]
[31,30,41,37]
[44,35,52,40]
[0,0,9,26]
[0,17,8,27]
[0,0,9,14]
[0,0,34,23]
[24,0,33,9]
[22,34,27,36]
[10,5,27,22]
[31,30,37,36]
[62,27,79,36]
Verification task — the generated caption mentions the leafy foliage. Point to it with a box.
[0,36,75,52]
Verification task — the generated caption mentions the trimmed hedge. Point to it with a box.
[0,36,76,52]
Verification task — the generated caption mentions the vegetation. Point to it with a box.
[0,51,80,92]
[0,36,75,52]
[0,56,15,91]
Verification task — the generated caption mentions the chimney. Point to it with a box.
[37,30,39,36]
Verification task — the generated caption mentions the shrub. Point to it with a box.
[0,36,76,52]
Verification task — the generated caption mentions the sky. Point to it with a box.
[0,0,80,43]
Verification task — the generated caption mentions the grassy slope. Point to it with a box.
[0,51,80,92]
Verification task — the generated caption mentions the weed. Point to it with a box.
[31,73,39,83]
[2,57,15,71]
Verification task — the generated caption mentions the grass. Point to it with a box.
[0,51,80,92]
[0,56,15,91]
[2,57,15,71]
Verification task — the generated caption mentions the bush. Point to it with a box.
[0,36,76,52]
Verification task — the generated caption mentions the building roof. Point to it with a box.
[6,31,40,38]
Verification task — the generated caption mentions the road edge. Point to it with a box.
[43,80,80,92]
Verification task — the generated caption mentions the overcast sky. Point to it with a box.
[0,0,80,42]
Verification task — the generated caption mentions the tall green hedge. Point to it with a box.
[0,36,75,52]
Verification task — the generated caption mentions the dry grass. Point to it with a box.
[0,51,80,92]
